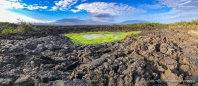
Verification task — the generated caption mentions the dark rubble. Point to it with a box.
[0,26,198,86]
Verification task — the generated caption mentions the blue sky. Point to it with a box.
[0,0,198,25]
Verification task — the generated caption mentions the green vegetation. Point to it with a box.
[120,23,169,28]
[111,19,198,29]
[1,28,21,34]
[1,19,40,34]
[65,31,141,45]
[168,19,198,29]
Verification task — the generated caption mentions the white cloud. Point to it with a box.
[50,0,78,11]
[157,0,198,22]
[135,0,198,23]
[0,0,49,23]
[0,0,25,9]
[0,8,46,23]
[158,0,193,8]
[0,0,48,10]
[27,4,48,10]
[50,6,59,11]
[70,9,81,13]
[159,0,198,11]
[71,2,146,15]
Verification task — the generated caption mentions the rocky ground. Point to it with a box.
[0,27,198,86]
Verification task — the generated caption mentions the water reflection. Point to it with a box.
[82,33,124,39]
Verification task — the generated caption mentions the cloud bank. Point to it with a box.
[54,18,111,25]
[71,2,146,15]
[90,13,114,22]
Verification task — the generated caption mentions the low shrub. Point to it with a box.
[1,19,40,34]
[17,19,40,32]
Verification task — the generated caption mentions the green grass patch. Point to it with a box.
[65,31,141,45]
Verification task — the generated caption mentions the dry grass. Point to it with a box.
[188,30,198,35]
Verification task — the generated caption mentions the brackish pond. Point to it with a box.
[65,31,141,45]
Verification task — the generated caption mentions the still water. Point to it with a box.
[82,33,122,39]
